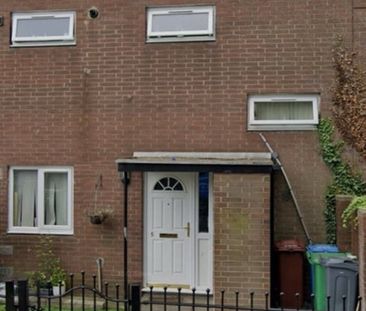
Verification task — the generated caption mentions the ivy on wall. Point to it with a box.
[318,119,366,243]
[342,195,366,228]
[317,37,366,243]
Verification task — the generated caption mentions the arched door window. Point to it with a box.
[153,177,184,191]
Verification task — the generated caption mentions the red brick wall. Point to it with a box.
[273,171,307,243]
[0,0,357,291]
[336,195,353,252]
[213,173,270,305]
[354,3,366,66]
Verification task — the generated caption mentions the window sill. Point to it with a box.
[10,41,76,48]
[247,124,318,131]
[146,36,216,43]
[7,229,74,235]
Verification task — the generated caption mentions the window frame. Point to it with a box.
[8,166,74,235]
[146,6,215,43]
[248,94,320,131]
[11,11,76,47]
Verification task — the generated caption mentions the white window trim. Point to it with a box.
[8,166,74,235]
[11,11,76,47]
[248,94,320,131]
[147,6,215,43]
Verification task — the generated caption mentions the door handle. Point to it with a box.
[183,222,190,237]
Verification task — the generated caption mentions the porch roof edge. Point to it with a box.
[116,152,274,173]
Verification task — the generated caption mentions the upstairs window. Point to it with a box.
[11,11,76,47]
[248,94,319,131]
[147,6,215,43]
[8,167,73,234]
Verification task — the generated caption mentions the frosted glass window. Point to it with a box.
[12,11,75,47]
[151,13,209,32]
[147,6,215,42]
[16,17,70,38]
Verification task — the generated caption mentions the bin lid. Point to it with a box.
[320,257,348,265]
[324,260,359,272]
[276,239,305,252]
[306,252,349,264]
[307,244,339,253]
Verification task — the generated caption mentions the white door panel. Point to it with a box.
[146,173,194,287]
[152,240,163,272]
[152,198,163,229]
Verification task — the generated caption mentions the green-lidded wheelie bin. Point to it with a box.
[306,247,349,311]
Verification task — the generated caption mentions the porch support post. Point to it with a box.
[121,171,130,306]
[5,281,15,311]
[17,280,29,311]
[270,170,275,307]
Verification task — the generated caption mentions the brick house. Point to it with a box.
[0,0,365,304]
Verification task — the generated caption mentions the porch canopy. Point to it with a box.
[116,152,274,173]
[116,152,275,297]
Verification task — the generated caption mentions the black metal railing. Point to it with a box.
[5,272,133,311]
[142,286,363,311]
[3,278,363,311]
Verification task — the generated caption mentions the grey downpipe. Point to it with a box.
[259,133,313,244]
[121,172,130,307]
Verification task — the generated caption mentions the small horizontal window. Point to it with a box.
[11,11,76,47]
[248,94,319,131]
[147,6,215,43]
[8,167,73,234]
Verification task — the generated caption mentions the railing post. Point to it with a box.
[18,280,29,311]
[5,281,15,311]
[130,284,141,311]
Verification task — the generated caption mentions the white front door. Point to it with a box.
[145,172,195,288]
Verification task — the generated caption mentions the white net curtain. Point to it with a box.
[254,101,313,120]
[44,172,68,226]
[13,170,37,227]
[13,170,68,227]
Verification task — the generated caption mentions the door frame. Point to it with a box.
[194,172,213,291]
[143,172,213,291]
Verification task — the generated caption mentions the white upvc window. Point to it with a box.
[11,11,76,47]
[8,167,73,235]
[147,6,215,43]
[248,94,320,131]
